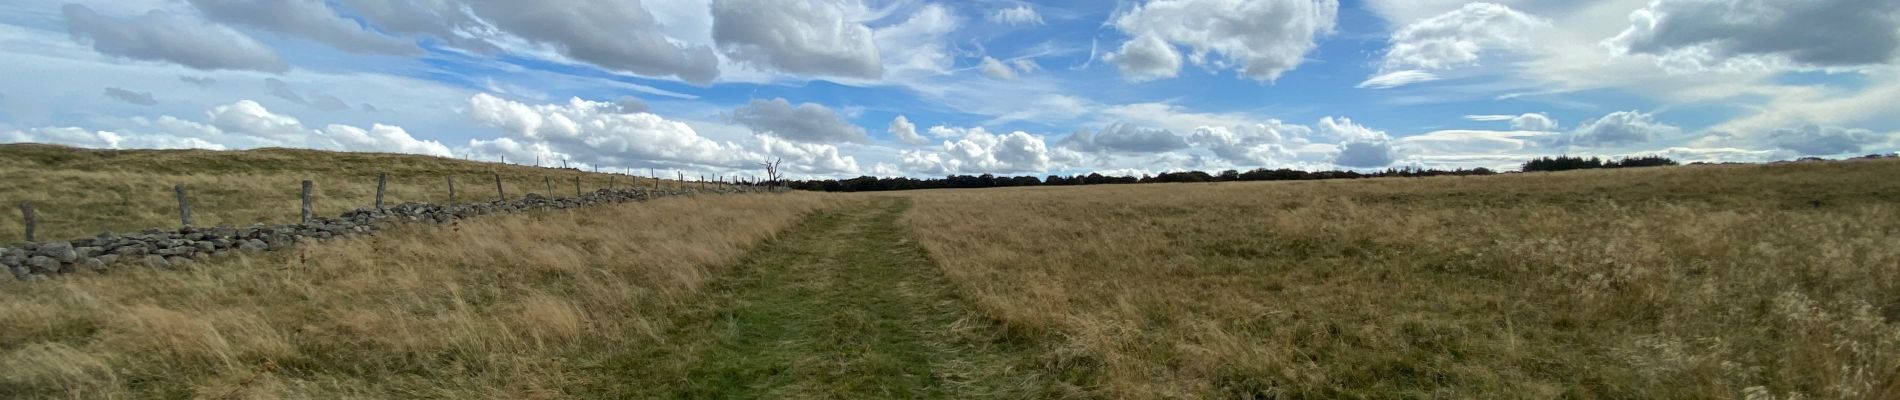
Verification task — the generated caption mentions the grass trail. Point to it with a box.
[584,197,1054,399]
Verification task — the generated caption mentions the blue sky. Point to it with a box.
[2,0,1897,179]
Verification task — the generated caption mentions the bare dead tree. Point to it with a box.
[761,157,783,190]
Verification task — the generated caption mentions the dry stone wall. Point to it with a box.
[1,186,773,281]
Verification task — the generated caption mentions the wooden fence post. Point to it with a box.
[608,176,615,190]
[574,176,581,197]
[494,173,505,202]
[544,176,553,194]
[301,180,314,224]
[19,202,35,242]
[375,171,387,210]
[175,184,193,228]
[446,176,457,206]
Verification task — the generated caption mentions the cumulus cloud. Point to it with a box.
[1060,123,1191,153]
[186,0,419,55]
[60,4,287,73]
[876,4,960,77]
[102,87,157,106]
[990,5,1045,25]
[1770,125,1890,155]
[757,134,861,175]
[1105,34,1182,82]
[1570,110,1682,147]
[902,128,1052,175]
[6,100,448,156]
[1376,3,1548,74]
[1109,0,1339,82]
[1190,120,1312,165]
[1511,113,1557,131]
[610,96,650,114]
[731,98,871,144]
[1320,117,1397,168]
[471,0,721,84]
[713,0,882,79]
[2,127,226,150]
[465,93,755,169]
[1608,0,1900,71]
[888,115,929,145]
[979,56,1018,80]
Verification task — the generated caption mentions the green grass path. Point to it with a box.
[584,197,1053,399]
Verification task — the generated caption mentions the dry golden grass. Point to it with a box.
[0,191,841,398]
[0,144,725,243]
[902,160,1900,398]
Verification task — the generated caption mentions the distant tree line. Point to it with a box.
[778,166,1498,193]
[1519,155,1678,172]
[769,154,1708,193]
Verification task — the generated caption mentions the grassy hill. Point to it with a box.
[3,146,1897,398]
[0,144,723,243]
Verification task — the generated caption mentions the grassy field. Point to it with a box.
[904,159,1900,398]
[0,191,841,398]
[0,144,718,243]
[3,145,1898,398]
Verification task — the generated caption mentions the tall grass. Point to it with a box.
[0,144,720,243]
[0,192,841,398]
[903,160,1900,398]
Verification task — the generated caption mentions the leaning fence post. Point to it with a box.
[446,176,457,206]
[544,176,553,194]
[175,184,193,228]
[494,173,505,202]
[574,176,582,197]
[301,180,314,224]
[375,171,388,210]
[19,202,35,242]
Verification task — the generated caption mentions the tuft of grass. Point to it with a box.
[901,159,1900,399]
[0,144,723,243]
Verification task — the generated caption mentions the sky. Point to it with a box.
[1,0,1897,180]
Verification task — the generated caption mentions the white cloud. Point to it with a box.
[1377,3,1549,73]
[730,98,871,144]
[1511,113,1557,131]
[757,134,861,174]
[5,99,448,156]
[875,4,960,78]
[979,56,1018,80]
[1570,110,1682,146]
[1060,123,1191,153]
[473,0,722,84]
[900,127,1053,175]
[989,5,1044,26]
[60,4,287,73]
[1109,0,1339,82]
[713,0,882,79]
[1105,34,1182,82]
[1608,0,1900,71]
[1190,120,1311,165]
[465,93,755,169]
[1320,117,1398,168]
[1358,70,1441,89]
[320,123,453,157]
[888,115,928,145]
[186,0,419,56]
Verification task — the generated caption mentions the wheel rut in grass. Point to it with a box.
[592,197,1052,398]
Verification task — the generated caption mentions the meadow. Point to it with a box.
[2,143,1897,398]
[904,159,1900,398]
